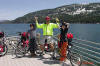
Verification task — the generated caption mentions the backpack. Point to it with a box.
[67,33,73,39]
[21,32,29,42]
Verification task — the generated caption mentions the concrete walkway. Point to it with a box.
[0,54,72,66]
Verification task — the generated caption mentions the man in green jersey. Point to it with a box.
[34,16,59,52]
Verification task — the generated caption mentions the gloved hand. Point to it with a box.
[56,17,59,23]
[34,17,38,22]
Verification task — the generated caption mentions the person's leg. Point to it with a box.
[49,43,54,51]
[49,36,55,51]
[40,44,44,51]
[60,42,68,61]
[34,38,37,52]
[39,36,46,52]
[29,38,36,56]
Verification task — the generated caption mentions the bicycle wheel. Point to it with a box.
[35,44,44,56]
[0,44,8,56]
[15,42,26,58]
[70,52,82,66]
[52,47,60,60]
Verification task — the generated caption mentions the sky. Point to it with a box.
[0,0,100,20]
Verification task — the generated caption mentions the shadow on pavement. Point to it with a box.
[43,60,71,66]
[60,62,71,66]
[43,60,60,64]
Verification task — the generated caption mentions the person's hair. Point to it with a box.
[30,23,36,30]
[61,22,67,28]
[30,24,33,27]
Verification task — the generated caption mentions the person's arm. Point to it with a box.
[64,22,70,28]
[52,23,59,28]
[56,18,60,28]
[66,23,70,28]
[36,20,43,28]
[35,17,43,28]
[65,28,68,33]
[52,18,60,28]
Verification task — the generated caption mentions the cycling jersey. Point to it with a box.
[36,21,59,36]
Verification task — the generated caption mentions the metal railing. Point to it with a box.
[52,36,100,66]
[72,38,100,66]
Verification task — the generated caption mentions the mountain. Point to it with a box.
[0,20,11,24]
[12,3,100,24]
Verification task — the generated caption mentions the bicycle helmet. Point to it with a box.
[45,16,50,21]
[67,33,73,39]
[21,32,27,37]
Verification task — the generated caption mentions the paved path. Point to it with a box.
[0,54,72,66]
[1,37,72,66]
[0,37,88,66]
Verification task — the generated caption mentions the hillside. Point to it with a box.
[12,3,100,24]
[0,20,11,24]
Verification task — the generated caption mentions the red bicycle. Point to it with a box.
[15,32,29,58]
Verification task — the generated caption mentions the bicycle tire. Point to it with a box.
[70,52,82,66]
[52,47,60,60]
[15,42,26,58]
[0,44,8,56]
[35,48,43,56]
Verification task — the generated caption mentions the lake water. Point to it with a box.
[0,24,100,43]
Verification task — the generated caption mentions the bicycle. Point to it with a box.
[15,32,30,58]
[6,36,20,56]
[52,40,82,66]
[0,32,8,56]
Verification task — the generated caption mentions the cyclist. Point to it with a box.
[34,16,59,52]
[28,23,37,57]
[58,22,70,61]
